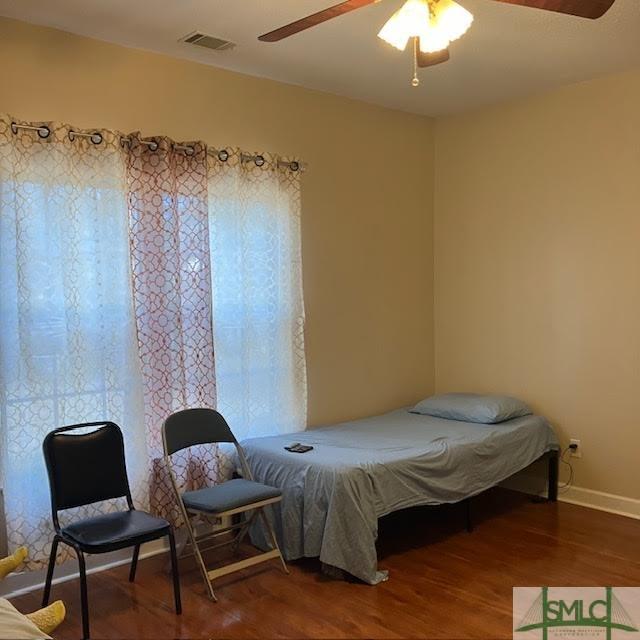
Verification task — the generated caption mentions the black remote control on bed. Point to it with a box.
[285,443,314,453]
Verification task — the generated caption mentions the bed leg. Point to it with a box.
[547,450,559,502]
[464,498,473,532]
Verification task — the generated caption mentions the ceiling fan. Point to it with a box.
[258,0,616,86]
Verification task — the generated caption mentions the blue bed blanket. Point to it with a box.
[241,408,558,584]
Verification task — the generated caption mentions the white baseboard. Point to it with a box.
[559,485,640,520]
[0,539,168,600]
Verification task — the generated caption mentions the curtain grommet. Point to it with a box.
[289,161,300,172]
[254,155,265,167]
[10,122,51,138]
[148,140,159,152]
[218,149,229,162]
[173,143,194,155]
[68,131,103,144]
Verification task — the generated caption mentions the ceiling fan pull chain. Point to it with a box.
[412,37,420,87]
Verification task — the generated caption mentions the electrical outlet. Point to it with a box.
[569,438,582,458]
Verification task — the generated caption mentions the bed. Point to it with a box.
[242,407,558,584]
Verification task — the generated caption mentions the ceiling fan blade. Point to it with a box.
[418,48,450,68]
[490,0,615,19]
[259,0,379,42]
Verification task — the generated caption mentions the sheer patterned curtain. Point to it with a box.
[0,117,307,567]
[0,118,148,568]
[207,151,307,441]
[126,137,221,522]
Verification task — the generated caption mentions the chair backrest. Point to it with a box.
[162,408,236,456]
[43,422,133,517]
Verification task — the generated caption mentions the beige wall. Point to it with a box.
[3,17,639,500]
[0,16,436,427]
[435,70,640,498]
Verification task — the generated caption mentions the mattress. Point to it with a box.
[241,408,558,584]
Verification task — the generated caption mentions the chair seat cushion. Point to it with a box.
[182,478,281,514]
[61,510,170,552]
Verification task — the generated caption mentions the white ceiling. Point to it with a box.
[2,0,640,116]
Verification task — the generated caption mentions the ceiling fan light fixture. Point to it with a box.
[377,0,431,51]
[429,0,474,47]
[417,24,451,53]
[377,0,473,53]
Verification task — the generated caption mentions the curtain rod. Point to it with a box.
[10,122,305,172]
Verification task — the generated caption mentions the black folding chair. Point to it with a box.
[42,422,182,639]
[162,408,288,601]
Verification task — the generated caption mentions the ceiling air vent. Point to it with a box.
[181,32,236,51]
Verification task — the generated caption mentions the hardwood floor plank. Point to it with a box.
[10,489,640,639]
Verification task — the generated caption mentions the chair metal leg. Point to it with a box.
[129,544,140,583]
[42,536,59,607]
[183,514,217,601]
[73,545,90,640]
[173,527,189,560]
[167,530,182,615]
[232,512,255,554]
[258,509,289,575]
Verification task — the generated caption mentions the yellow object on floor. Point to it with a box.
[26,601,66,636]
[0,546,27,580]
[0,598,50,640]
[0,546,66,637]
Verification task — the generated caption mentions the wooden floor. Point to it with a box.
[12,488,640,639]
